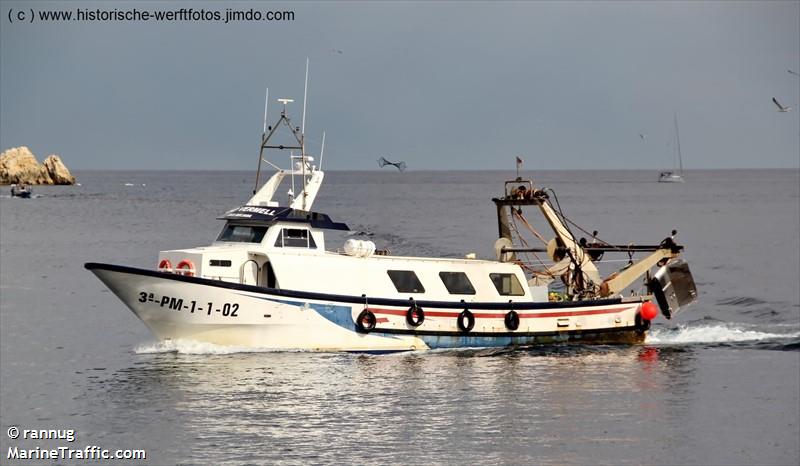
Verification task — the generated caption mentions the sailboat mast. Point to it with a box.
[301,58,309,210]
[319,131,326,170]
[674,114,683,175]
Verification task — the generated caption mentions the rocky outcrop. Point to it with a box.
[0,146,76,185]
[0,147,42,184]
[41,155,76,185]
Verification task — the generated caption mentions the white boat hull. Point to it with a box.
[658,173,685,183]
[87,263,649,351]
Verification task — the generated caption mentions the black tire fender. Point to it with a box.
[356,308,377,333]
[406,305,424,327]
[457,309,475,333]
[504,310,520,331]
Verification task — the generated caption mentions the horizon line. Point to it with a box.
[66,167,800,172]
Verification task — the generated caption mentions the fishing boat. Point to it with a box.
[658,114,686,183]
[85,77,697,352]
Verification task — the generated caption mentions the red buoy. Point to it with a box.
[641,301,658,321]
[158,259,172,271]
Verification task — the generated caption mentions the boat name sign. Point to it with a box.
[225,206,278,218]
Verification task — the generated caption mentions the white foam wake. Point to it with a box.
[133,339,287,355]
[646,323,800,345]
[132,325,799,354]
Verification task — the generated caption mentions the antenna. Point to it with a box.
[319,131,326,170]
[262,87,269,134]
[301,57,309,136]
[290,151,296,203]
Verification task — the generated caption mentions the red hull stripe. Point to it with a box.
[367,304,638,319]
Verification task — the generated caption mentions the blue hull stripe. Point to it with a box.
[234,292,401,340]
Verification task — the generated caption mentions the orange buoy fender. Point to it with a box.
[176,259,195,277]
[158,259,172,272]
[641,301,658,321]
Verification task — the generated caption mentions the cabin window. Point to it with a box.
[387,270,425,293]
[217,225,268,243]
[439,272,476,295]
[274,228,317,248]
[490,273,525,296]
[209,259,232,267]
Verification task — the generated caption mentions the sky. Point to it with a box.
[1,1,798,170]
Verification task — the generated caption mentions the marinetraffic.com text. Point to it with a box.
[6,426,146,462]
[7,7,295,24]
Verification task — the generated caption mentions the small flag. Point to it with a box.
[516,156,523,166]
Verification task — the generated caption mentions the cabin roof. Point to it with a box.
[218,205,350,231]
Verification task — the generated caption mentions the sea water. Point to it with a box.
[1,169,798,465]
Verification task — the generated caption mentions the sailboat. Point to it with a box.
[658,114,685,183]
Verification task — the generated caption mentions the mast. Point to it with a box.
[301,58,309,210]
[253,97,303,195]
[253,87,270,194]
[249,61,325,211]
[301,57,309,137]
[268,88,269,137]
[319,131,326,170]
[674,113,683,175]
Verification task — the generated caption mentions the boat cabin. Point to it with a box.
[155,96,541,305]
[157,203,540,303]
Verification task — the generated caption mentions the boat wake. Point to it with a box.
[1,194,44,199]
[647,323,800,349]
[131,323,800,355]
[133,339,291,355]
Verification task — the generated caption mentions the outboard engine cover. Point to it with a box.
[648,258,697,319]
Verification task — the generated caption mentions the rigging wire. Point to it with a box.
[542,188,628,254]
[510,209,552,271]
[544,188,604,295]
[509,212,540,264]
[509,207,564,280]
[512,208,549,245]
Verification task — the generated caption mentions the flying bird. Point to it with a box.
[788,70,800,77]
[772,97,792,112]
[330,48,343,55]
[377,156,407,172]
[639,133,646,140]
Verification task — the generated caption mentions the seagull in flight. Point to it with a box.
[772,97,792,112]
[639,133,646,140]
[789,70,800,77]
[377,156,407,172]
